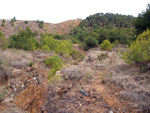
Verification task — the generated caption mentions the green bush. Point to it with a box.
[122,29,150,65]
[43,36,59,51]
[42,45,51,52]
[45,55,63,79]
[39,20,44,28]
[53,34,62,39]
[56,41,73,57]
[101,40,112,51]
[1,20,5,27]
[84,36,98,50]
[9,27,38,51]
[0,31,7,50]
[29,62,34,67]
[24,21,28,24]
[113,39,119,45]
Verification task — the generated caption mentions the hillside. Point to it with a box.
[0,19,81,37]
[69,13,135,50]
[0,5,150,113]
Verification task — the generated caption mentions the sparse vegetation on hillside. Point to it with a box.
[1,4,150,113]
[37,20,44,28]
[11,17,16,26]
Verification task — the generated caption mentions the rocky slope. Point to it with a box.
[0,47,150,113]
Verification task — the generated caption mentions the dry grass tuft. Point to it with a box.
[0,49,34,83]
[107,63,150,112]
[2,49,33,69]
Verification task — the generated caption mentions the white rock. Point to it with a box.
[22,84,25,88]
[56,71,61,75]
[10,94,14,98]
[110,111,113,113]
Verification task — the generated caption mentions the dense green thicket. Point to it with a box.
[70,13,135,50]
[0,31,7,50]
[9,27,39,50]
[80,13,134,28]
[135,4,150,35]
[123,29,150,71]
[41,35,77,58]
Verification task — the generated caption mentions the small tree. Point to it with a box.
[39,20,44,28]
[101,40,112,51]
[24,21,28,24]
[0,31,7,50]
[84,36,98,50]
[45,55,63,79]
[56,41,73,57]
[1,19,5,27]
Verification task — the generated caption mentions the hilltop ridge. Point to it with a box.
[0,19,81,37]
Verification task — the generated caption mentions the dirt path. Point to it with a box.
[43,72,136,113]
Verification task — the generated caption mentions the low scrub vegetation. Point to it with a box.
[98,53,109,60]
[0,51,12,82]
[0,89,8,101]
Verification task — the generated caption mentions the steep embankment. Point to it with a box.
[0,19,81,37]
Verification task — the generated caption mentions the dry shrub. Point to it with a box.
[94,50,150,112]
[108,64,150,112]
[0,49,34,83]
[98,52,108,61]
[2,49,33,69]
[62,65,84,80]
[0,50,12,82]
